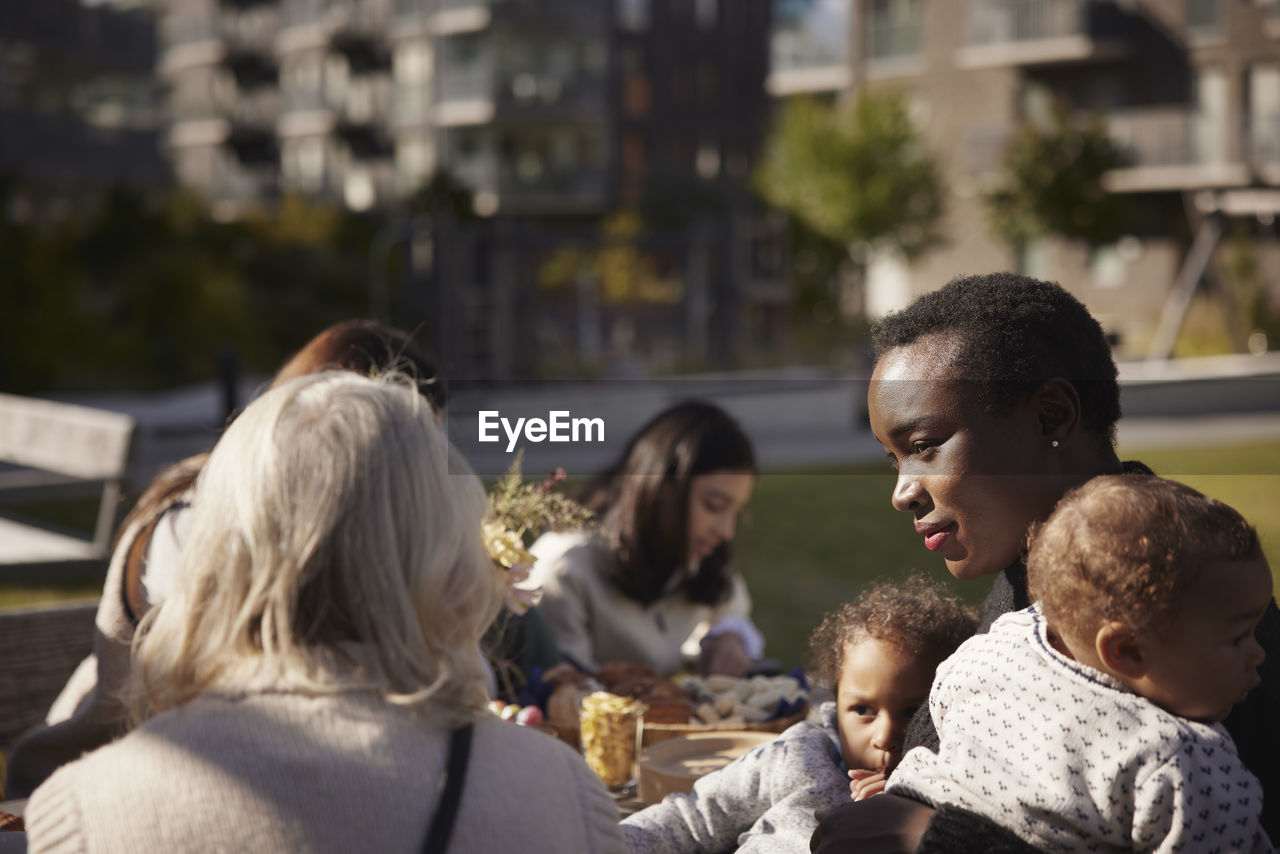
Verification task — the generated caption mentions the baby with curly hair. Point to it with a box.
[621,576,975,854]
[887,475,1275,852]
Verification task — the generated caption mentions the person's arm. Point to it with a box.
[622,739,778,853]
[528,540,601,672]
[687,575,764,676]
[624,725,840,854]
[810,797,1043,854]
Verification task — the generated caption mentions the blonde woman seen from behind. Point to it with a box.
[23,373,625,854]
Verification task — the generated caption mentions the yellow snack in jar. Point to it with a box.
[580,691,646,787]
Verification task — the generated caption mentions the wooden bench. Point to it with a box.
[0,601,98,747]
[0,393,136,582]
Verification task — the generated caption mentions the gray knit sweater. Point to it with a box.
[622,702,848,854]
[25,690,625,854]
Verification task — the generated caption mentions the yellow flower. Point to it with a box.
[483,520,537,570]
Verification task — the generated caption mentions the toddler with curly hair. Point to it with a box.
[887,475,1275,852]
[622,576,975,854]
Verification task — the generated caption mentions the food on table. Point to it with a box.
[537,662,809,734]
[674,673,808,727]
[488,700,547,728]
[595,662,695,725]
[515,705,543,726]
[580,691,646,788]
[544,662,604,729]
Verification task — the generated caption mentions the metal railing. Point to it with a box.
[966,0,1093,45]
[1107,108,1239,168]
[867,18,920,60]
[439,63,494,102]
[437,0,491,11]
[282,86,327,112]
[770,26,850,74]
[1251,113,1280,167]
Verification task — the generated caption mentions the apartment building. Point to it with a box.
[0,0,163,209]
[161,0,394,214]
[159,0,771,218]
[769,0,1280,356]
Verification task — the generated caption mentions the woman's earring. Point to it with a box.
[1051,440,1060,449]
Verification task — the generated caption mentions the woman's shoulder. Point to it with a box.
[468,719,625,838]
[529,530,613,579]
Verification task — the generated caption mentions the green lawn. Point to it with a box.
[739,441,1280,670]
[3,441,1278,674]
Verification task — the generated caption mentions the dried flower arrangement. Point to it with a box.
[482,451,595,614]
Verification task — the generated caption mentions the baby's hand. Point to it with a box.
[847,768,888,801]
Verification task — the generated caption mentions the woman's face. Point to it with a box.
[686,470,755,564]
[868,337,1066,580]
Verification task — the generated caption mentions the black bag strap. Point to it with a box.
[421,723,474,854]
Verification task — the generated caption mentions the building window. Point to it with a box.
[345,167,375,211]
[867,0,922,62]
[696,142,720,179]
[1187,0,1223,37]
[618,0,650,31]
[396,136,433,193]
[395,42,431,87]
[770,0,850,75]
[697,63,718,98]
[696,0,718,29]
[1249,64,1280,165]
[624,73,650,116]
[283,137,326,193]
[622,132,646,174]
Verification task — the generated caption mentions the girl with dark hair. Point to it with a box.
[529,401,762,677]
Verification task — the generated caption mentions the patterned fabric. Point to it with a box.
[888,607,1273,854]
[622,702,849,854]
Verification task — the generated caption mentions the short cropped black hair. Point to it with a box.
[871,272,1121,444]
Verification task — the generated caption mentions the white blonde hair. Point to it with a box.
[129,371,502,726]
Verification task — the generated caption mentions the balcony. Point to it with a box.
[162,14,224,73]
[429,0,491,36]
[958,0,1129,68]
[436,58,604,124]
[220,13,279,88]
[1104,108,1251,192]
[328,1,391,73]
[334,80,394,158]
[1252,113,1280,184]
[168,89,279,164]
[451,156,607,213]
[438,63,494,106]
[767,1,851,96]
[393,83,431,126]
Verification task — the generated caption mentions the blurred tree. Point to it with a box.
[754,92,943,261]
[984,102,1128,247]
[537,211,680,304]
[0,181,377,394]
[407,170,477,221]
